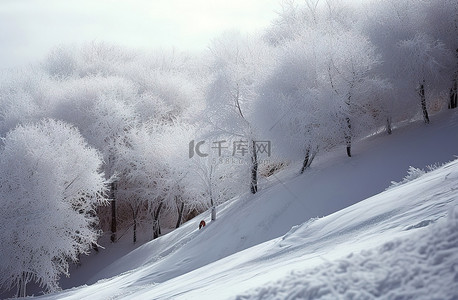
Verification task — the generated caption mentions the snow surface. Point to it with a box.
[33,111,458,300]
[237,205,458,300]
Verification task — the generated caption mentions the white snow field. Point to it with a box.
[37,111,458,300]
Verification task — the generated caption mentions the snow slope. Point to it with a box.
[237,205,458,300]
[129,158,458,300]
[37,111,458,299]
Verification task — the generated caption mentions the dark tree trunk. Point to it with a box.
[211,207,216,221]
[346,145,351,157]
[344,83,354,158]
[133,220,137,244]
[449,49,458,109]
[386,117,392,135]
[449,78,457,109]
[17,273,27,298]
[300,147,311,174]
[175,200,185,229]
[345,117,352,157]
[250,140,258,194]
[152,202,163,239]
[209,165,216,221]
[110,181,117,243]
[419,82,430,124]
[131,205,139,244]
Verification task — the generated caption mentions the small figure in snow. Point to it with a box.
[199,220,206,229]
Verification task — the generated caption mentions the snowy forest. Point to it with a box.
[0,0,457,296]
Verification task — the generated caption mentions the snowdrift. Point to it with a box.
[238,208,458,299]
[237,162,458,300]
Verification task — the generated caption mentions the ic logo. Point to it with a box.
[189,140,208,158]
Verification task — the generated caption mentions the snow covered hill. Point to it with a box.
[38,111,458,300]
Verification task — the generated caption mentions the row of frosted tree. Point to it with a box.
[0,0,456,296]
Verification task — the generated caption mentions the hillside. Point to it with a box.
[29,110,458,299]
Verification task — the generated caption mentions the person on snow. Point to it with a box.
[199,220,206,229]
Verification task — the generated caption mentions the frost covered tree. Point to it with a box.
[43,44,204,241]
[261,0,389,168]
[323,30,386,157]
[122,53,204,123]
[0,119,107,296]
[258,2,386,166]
[151,124,209,231]
[396,33,453,124]
[114,122,205,240]
[361,0,455,124]
[1,44,207,244]
[264,0,355,46]
[255,31,325,172]
[206,31,272,193]
[0,68,49,136]
[359,0,422,128]
[49,75,138,242]
[419,0,458,110]
[189,135,245,221]
[114,124,165,241]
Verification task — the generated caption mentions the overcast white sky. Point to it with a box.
[0,0,281,69]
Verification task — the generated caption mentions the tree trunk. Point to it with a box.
[133,220,137,244]
[345,117,352,157]
[152,202,163,239]
[449,78,457,109]
[209,165,216,221]
[386,116,392,135]
[300,147,311,174]
[175,200,185,229]
[211,206,216,221]
[131,205,138,244]
[250,140,258,194]
[17,273,27,298]
[110,181,117,243]
[449,49,458,109]
[419,81,430,124]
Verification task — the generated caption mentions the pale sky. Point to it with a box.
[0,0,281,69]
